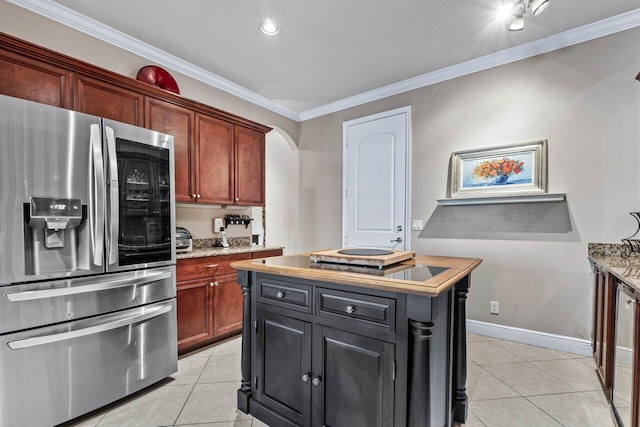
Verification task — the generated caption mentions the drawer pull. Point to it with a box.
[276,291,285,299]
[205,264,219,269]
[302,373,310,382]
[345,305,355,314]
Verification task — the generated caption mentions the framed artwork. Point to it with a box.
[450,140,547,198]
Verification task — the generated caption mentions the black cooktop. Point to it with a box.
[257,255,449,282]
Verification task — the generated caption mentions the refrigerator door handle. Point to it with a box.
[5,271,172,302]
[105,126,119,266]
[90,124,105,266]
[7,303,173,350]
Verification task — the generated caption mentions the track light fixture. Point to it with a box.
[498,0,550,32]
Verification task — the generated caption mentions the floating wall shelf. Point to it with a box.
[437,193,566,206]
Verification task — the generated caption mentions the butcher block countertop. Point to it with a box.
[231,251,482,297]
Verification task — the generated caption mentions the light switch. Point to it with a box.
[412,219,424,231]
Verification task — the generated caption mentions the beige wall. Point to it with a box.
[296,27,640,340]
[0,1,299,141]
[4,1,640,340]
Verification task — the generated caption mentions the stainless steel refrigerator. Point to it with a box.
[0,94,177,427]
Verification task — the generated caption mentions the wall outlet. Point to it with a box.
[213,218,224,233]
[490,301,499,315]
[412,219,424,231]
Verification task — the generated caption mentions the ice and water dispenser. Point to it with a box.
[24,197,87,275]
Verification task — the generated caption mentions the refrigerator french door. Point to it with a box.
[103,119,176,271]
[0,94,177,427]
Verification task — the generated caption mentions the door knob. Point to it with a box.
[391,237,403,243]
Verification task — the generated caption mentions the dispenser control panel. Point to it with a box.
[30,197,82,218]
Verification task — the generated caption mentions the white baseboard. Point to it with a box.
[466,319,593,357]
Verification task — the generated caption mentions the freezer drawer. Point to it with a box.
[0,265,175,334]
[0,299,177,427]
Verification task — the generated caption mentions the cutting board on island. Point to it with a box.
[309,248,415,268]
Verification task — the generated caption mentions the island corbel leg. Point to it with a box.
[408,320,434,427]
[237,270,252,413]
[452,276,470,423]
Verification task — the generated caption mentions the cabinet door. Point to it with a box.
[73,74,143,125]
[212,274,243,337]
[256,310,312,426]
[313,326,394,427]
[177,278,214,353]
[235,125,265,206]
[146,98,195,203]
[196,114,234,204]
[0,50,70,107]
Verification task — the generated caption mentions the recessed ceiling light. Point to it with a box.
[260,19,279,36]
[496,4,514,21]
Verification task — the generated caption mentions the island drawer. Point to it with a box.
[257,278,311,313]
[316,288,395,333]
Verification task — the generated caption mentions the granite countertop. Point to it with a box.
[231,252,482,297]
[588,243,640,291]
[176,245,284,260]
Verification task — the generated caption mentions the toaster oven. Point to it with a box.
[176,227,193,253]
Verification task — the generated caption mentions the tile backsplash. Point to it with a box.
[176,204,254,240]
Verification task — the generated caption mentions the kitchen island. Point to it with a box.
[232,252,482,427]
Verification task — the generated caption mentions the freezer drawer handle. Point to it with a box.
[5,271,172,302]
[7,303,173,350]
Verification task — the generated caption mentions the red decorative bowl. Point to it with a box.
[136,66,180,94]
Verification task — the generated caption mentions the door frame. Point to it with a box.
[342,106,412,250]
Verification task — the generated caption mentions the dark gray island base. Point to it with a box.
[231,253,482,427]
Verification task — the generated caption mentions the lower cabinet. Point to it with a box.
[176,250,282,354]
[592,265,616,395]
[254,308,395,427]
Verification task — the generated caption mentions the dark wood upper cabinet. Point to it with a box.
[0,31,270,207]
[0,49,70,108]
[235,125,265,206]
[73,74,143,125]
[196,114,234,204]
[145,98,195,203]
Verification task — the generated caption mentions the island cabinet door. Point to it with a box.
[312,326,395,427]
[255,310,312,426]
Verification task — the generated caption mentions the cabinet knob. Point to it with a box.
[196,194,201,199]
[235,197,240,202]
[191,193,197,199]
[302,373,310,382]
[210,282,214,287]
[345,305,355,314]
[276,291,285,299]
[312,376,321,386]
[214,281,219,287]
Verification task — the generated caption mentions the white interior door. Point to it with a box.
[343,107,410,250]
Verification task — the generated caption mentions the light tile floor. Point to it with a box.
[64,333,617,427]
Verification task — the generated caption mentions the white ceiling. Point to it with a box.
[9,0,640,121]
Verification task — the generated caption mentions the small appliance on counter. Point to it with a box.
[176,226,193,253]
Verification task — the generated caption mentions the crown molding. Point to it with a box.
[7,1,640,123]
[6,0,302,122]
[298,7,640,121]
